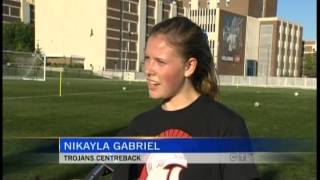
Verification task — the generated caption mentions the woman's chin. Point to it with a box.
[148,91,162,99]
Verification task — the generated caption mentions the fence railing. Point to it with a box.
[218,75,316,89]
[46,67,100,79]
[119,71,316,90]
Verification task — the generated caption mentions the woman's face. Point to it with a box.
[144,34,188,100]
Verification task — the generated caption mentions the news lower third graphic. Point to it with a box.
[57,137,315,164]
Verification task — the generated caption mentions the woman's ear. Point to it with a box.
[184,58,198,77]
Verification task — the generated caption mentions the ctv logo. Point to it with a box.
[229,152,255,163]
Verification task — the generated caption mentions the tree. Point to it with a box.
[303,53,317,77]
[2,22,35,52]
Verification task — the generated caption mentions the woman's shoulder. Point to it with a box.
[131,105,161,124]
[197,95,242,119]
[197,95,249,137]
[117,106,161,136]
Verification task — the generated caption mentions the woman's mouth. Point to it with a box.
[147,79,160,89]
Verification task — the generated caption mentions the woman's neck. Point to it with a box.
[162,89,200,111]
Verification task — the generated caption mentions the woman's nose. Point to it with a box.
[144,60,155,76]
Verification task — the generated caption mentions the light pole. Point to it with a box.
[124,46,128,71]
[265,44,271,87]
[128,31,134,71]
[119,0,124,71]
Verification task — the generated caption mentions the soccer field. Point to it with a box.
[3,78,316,180]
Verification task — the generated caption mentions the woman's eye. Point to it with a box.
[143,57,150,64]
[157,60,166,65]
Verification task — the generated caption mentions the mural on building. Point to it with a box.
[221,13,245,63]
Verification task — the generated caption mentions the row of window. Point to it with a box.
[278,41,300,51]
[2,5,20,17]
[279,25,301,37]
[188,9,216,32]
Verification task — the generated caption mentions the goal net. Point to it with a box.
[3,50,46,81]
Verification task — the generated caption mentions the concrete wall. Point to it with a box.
[245,16,260,60]
[244,16,260,75]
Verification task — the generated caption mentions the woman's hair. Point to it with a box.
[149,16,219,100]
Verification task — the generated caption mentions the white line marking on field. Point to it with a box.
[3,89,146,100]
[4,95,58,100]
[3,136,60,140]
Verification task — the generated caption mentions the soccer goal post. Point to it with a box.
[3,50,46,81]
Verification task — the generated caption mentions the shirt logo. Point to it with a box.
[139,129,191,180]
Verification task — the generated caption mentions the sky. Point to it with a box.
[277,0,317,41]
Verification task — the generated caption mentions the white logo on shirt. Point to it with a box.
[146,153,187,180]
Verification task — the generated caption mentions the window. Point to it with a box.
[128,2,131,12]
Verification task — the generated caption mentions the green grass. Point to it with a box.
[3,78,316,180]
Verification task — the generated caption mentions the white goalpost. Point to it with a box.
[21,53,46,81]
[3,50,46,81]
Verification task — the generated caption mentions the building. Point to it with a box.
[2,0,34,24]
[185,0,303,77]
[186,0,277,18]
[106,0,184,72]
[35,0,303,77]
[258,17,303,77]
[301,40,316,77]
[302,40,317,55]
[35,0,185,71]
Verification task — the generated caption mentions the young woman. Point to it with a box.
[112,16,259,180]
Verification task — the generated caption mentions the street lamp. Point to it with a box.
[127,31,135,71]
[265,43,271,86]
[124,46,128,71]
[119,0,124,71]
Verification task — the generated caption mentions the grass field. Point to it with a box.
[3,77,316,180]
